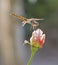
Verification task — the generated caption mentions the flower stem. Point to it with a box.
[27,46,38,65]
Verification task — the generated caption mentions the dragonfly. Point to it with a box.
[10,13,44,29]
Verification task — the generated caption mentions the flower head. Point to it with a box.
[24,28,46,65]
[30,29,45,48]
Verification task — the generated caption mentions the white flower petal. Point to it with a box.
[40,34,45,41]
[36,29,43,36]
[30,36,33,42]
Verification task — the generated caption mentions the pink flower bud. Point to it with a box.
[30,29,45,48]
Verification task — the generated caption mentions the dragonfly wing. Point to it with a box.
[30,18,44,20]
[22,21,26,26]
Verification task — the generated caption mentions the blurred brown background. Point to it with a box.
[0,0,58,65]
